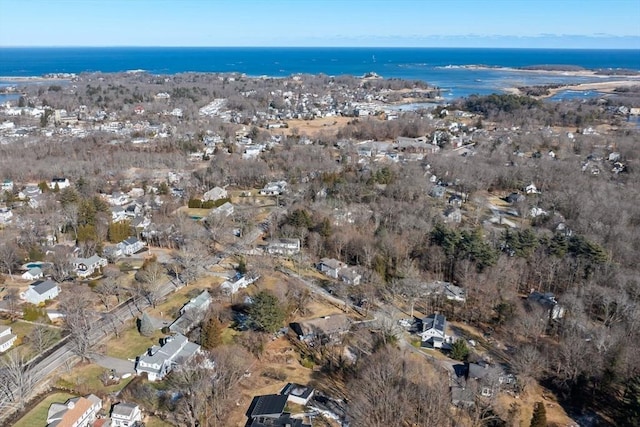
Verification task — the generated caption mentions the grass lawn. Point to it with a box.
[13,392,76,427]
[105,322,163,359]
[56,363,134,394]
[0,320,61,358]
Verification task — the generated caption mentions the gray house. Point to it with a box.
[135,334,200,381]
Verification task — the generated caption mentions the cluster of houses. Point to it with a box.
[317,258,361,286]
[45,394,142,427]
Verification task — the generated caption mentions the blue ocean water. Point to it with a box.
[0,47,639,99]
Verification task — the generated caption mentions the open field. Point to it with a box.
[283,116,352,137]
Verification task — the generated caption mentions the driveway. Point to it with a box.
[91,354,136,375]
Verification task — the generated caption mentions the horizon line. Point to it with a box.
[1,45,639,50]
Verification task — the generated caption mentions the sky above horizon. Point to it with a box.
[0,0,639,49]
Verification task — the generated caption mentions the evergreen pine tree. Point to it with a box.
[139,311,155,337]
[201,316,223,350]
[530,401,547,427]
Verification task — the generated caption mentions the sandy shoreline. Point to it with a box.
[505,79,640,98]
[457,65,639,78]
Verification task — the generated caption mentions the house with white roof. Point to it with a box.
[220,274,259,295]
[135,334,201,381]
[203,186,227,202]
[110,402,143,427]
[265,238,300,256]
[72,254,107,278]
[259,180,287,196]
[46,394,102,427]
[0,207,13,225]
[0,325,17,353]
[21,279,60,305]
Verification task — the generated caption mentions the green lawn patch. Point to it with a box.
[13,392,76,427]
[105,321,162,359]
[56,363,134,395]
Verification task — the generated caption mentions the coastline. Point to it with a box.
[504,79,640,98]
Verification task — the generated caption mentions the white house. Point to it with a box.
[110,402,143,427]
[1,179,13,191]
[420,314,448,349]
[265,238,300,256]
[48,177,70,190]
[0,207,13,224]
[72,254,107,278]
[317,258,345,279]
[220,274,259,295]
[118,237,145,256]
[0,325,17,353]
[46,394,102,427]
[135,334,200,381]
[169,290,212,334]
[21,280,60,305]
[259,180,287,196]
[212,201,234,217]
[21,267,44,281]
[203,186,227,202]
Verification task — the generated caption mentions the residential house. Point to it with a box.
[419,313,448,349]
[21,266,44,281]
[527,291,565,321]
[106,191,130,206]
[0,325,17,353]
[220,274,259,295]
[424,281,466,302]
[265,238,300,256]
[338,268,361,286]
[169,290,212,334]
[21,279,60,305]
[451,361,514,402]
[46,394,102,427]
[317,258,345,279]
[135,334,200,381]
[212,201,234,217]
[111,206,129,223]
[524,183,540,194]
[280,383,315,406]
[245,394,311,427]
[430,185,446,199]
[19,184,42,200]
[118,237,145,256]
[110,402,143,427]
[291,314,352,344]
[72,254,107,278]
[443,206,462,224]
[49,177,70,190]
[259,181,287,196]
[0,207,13,225]
[1,179,13,191]
[203,186,227,202]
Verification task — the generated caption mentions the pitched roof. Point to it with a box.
[246,394,288,418]
[422,313,446,333]
[111,402,139,418]
[31,279,58,295]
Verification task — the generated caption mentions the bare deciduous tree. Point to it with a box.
[0,349,35,412]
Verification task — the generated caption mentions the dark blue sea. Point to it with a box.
[1,47,639,100]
